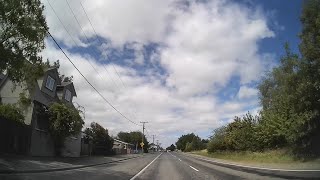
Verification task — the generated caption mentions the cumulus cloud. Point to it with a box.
[237,86,259,99]
[41,0,275,147]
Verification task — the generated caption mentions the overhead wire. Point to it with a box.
[64,0,114,90]
[78,0,143,125]
[79,1,126,88]
[46,0,115,93]
[46,30,140,126]
[44,0,140,126]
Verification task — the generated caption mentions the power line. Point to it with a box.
[64,0,115,88]
[46,0,115,93]
[46,30,140,126]
[46,0,77,46]
[78,0,143,123]
[79,1,125,88]
[46,0,141,127]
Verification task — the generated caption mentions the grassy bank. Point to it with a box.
[189,149,320,169]
[191,149,296,163]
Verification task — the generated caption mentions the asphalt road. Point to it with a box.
[134,152,285,180]
[0,152,305,180]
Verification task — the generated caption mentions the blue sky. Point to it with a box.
[41,0,303,147]
[257,0,302,56]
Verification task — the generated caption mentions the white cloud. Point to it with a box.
[40,0,275,147]
[160,0,274,96]
[42,0,175,47]
[237,86,259,99]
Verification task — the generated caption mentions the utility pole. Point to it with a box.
[140,121,148,153]
[152,135,155,152]
[156,140,159,152]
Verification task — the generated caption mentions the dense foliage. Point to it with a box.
[176,133,206,152]
[208,0,320,156]
[0,104,24,123]
[166,144,176,151]
[0,0,48,83]
[117,131,149,152]
[48,103,84,154]
[84,122,113,155]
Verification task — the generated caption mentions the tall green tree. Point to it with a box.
[166,144,176,151]
[176,133,197,151]
[117,131,149,152]
[0,0,48,83]
[295,0,320,155]
[48,103,84,155]
[176,133,206,152]
[85,122,113,155]
[257,0,320,155]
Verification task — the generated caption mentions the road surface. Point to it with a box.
[0,152,302,180]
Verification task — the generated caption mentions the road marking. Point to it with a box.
[130,153,162,180]
[169,152,176,158]
[189,165,199,172]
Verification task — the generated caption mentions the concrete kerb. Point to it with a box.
[0,155,142,174]
[183,153,320,179]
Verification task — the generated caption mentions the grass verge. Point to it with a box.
[189,149,320,169]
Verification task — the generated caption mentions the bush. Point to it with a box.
[0,104,24,123]
[48,103,84,155]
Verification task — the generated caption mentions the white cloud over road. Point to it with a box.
[41,0,275,147]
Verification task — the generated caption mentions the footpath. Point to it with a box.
[0,154,142,174]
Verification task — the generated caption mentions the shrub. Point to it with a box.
[0,104,24,123]
[48,103,84,155]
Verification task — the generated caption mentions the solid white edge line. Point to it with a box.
[189,165,199,172]
[185,154,320,172]
[130,153,163,180]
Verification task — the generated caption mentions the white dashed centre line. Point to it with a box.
[189,165,199,172]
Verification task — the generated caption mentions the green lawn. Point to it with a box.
[189,149,320,169]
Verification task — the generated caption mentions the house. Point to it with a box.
[0,67,80,156]
[112,139,134,154]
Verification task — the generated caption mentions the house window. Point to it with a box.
[65,89,71,102]
[45,75,55,91]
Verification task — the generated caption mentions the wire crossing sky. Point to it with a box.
[40,0,303,147]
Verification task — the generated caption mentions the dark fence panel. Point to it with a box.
[0,117,31,155]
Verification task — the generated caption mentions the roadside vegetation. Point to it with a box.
[176,133,208,152]
[206,0,320,159]
[0,104,24,123]
[84,122,114,155]
[48,103,84,155]
[117,131,150,152]
[177,0,320,162]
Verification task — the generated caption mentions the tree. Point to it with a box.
[85,122,113,155]
[175,133,206,152]
[117,132,131,144]
[296,0,320,155]
[48,103,84,155]
[0,0,48,83]
[117,131,149,152]
[0,104,24,123]
[206,0,320,156]
[207,126,228,153]
[166,144,176,151]
[176,133,196,151]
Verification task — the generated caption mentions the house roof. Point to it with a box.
[56,81,77,97]
[113,139,134,146]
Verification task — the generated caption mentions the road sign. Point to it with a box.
[140,142,144,147]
